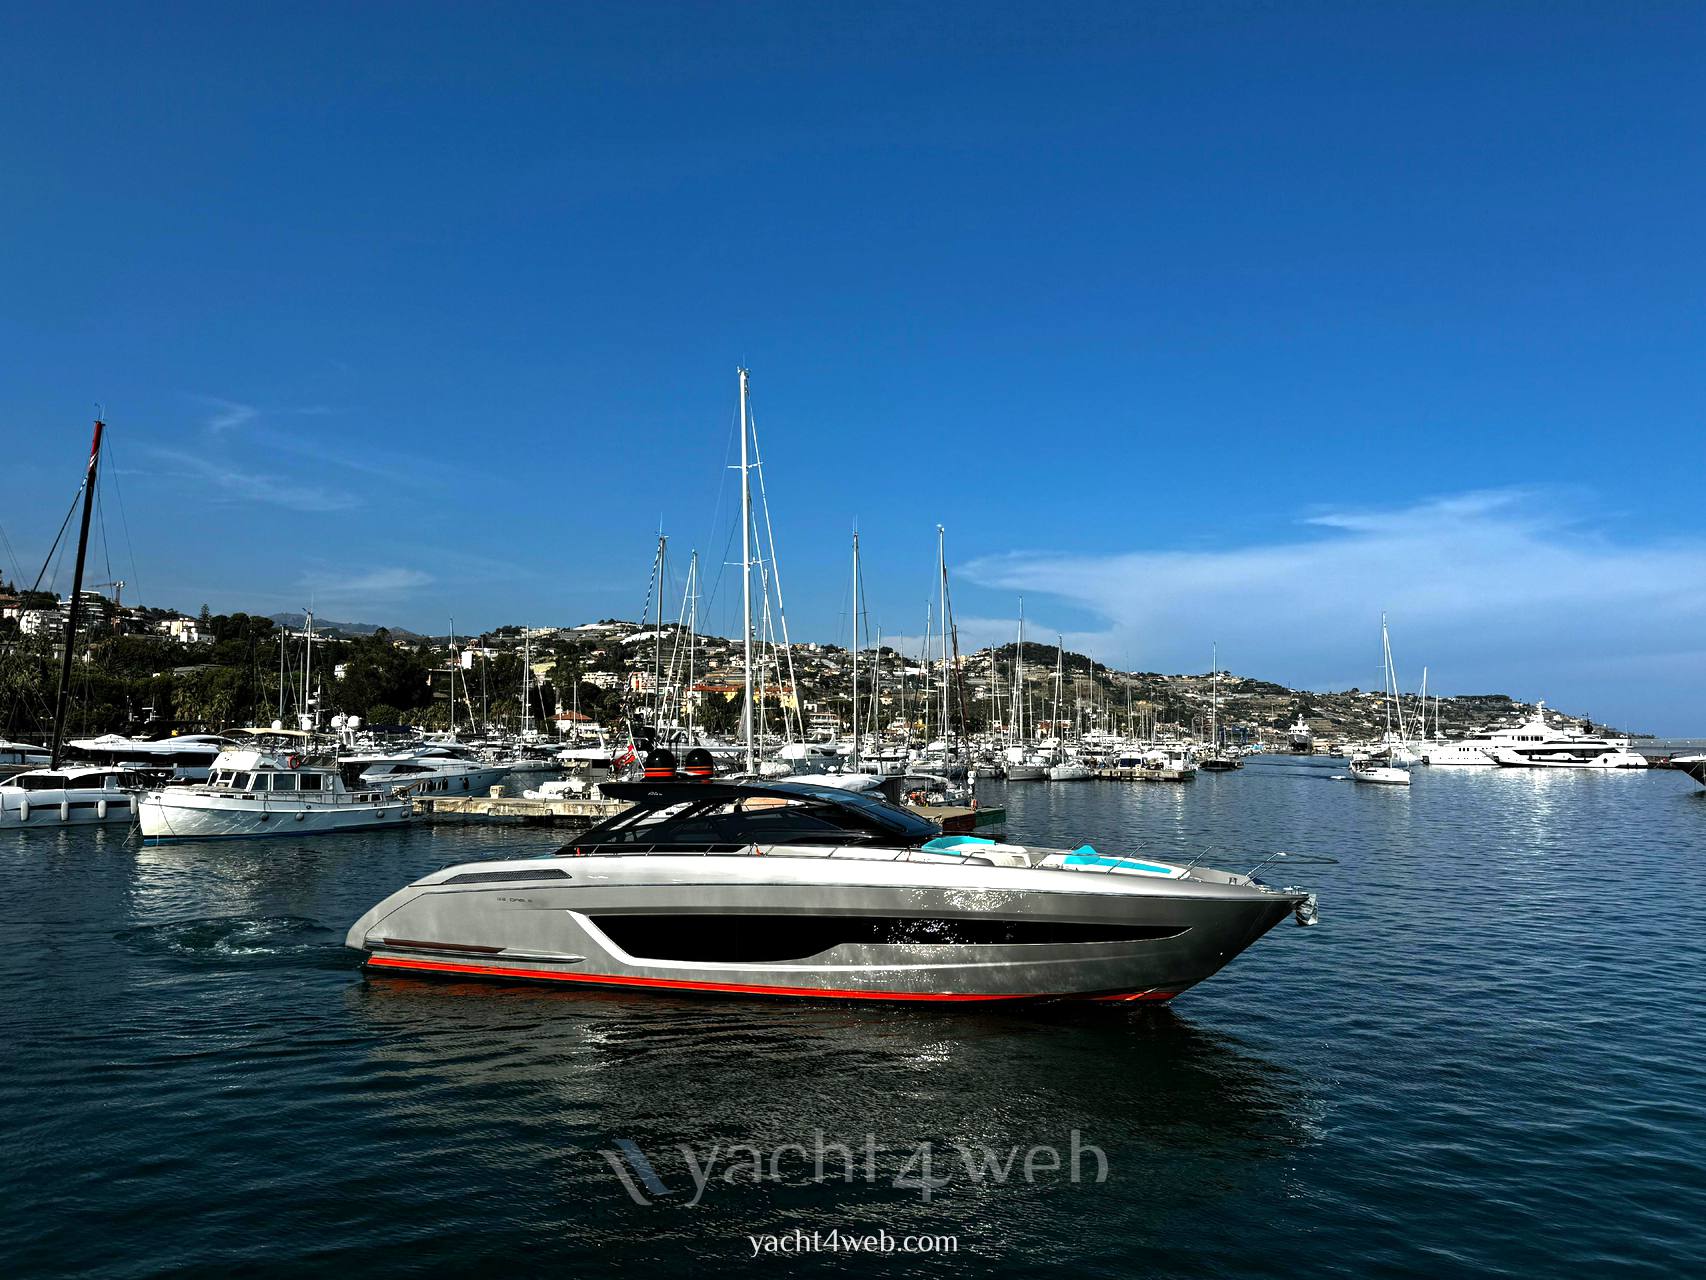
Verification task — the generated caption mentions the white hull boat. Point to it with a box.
[139,747,412,842]
[348,778,1318,1004]
[0,766,147,828]
[1350,756,1411,786]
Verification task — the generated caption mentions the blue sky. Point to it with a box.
[3,3,1703,730]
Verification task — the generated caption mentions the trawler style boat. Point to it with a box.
[138,744,413,842]
[347,777,1315,1004]
[0,766,148,827]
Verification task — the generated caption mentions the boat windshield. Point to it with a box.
[568,782,942,851]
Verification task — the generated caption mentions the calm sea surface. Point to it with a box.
[5,759,1704,1277]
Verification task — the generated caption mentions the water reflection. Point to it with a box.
[344,976,1321,1215]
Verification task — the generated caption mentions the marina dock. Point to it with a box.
[1092,766,1194,782]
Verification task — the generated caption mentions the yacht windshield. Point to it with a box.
[569,782,942,851]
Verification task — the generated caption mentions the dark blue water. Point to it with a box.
[5,760,1704,1277]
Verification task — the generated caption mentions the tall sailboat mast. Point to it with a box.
[1212,642,1219,748]
[303,609,315,732]
[522,627,533,736]
[738,368,755,774]
[937,525,949,739]
[850,528,860,772]
[1015,600,1026,745]
[685,550,698,737]
[48,419,103,768]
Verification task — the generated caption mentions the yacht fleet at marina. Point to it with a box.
[3,390,1699,1011]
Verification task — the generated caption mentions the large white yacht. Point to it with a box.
[138,744,413,842]
[0,765,148,828]
[1418,703,1642,768]
[63,733,228,781]
[1287,715,1315,754]
[1473,703,1648,769]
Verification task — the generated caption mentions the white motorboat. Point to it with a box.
[1047,760,1094,781]
[345,742,512,795]
[1349,754,1411,786]
[0,740,50,781]
[0,765,148,827]
[347,777,1317,1004]
[138,746,412,842]
[1673,755,1705,789]
[63,733,228,781]
[1140,747,1198,782]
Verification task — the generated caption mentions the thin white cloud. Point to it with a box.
[958,488,1706,728]
[147,447,358,513]
[193,395,260,434]
[298,567,434,599]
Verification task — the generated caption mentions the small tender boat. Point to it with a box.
[0,765,147,827]
[138,745,412,842]
[348,777,1316,1004]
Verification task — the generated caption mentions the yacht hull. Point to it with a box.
[347,855,1303,1003]
[0,788,137,827]
[138,791,413,842]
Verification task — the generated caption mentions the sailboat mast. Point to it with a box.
[686,550,698,737]
[872,625,881,744]
[738,368,755,774]
[522,627,532,736]
[937,526,948,739]
[48,419,103,767]
[304,610,315,732]
[850,529,860,771]
[1016,601,1026,744]
[1212,642,1219,747]
[651,532,667,730]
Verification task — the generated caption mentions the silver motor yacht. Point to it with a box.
[347,776,1317,1005]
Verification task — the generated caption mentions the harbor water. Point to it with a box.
[5,758,1704,1277]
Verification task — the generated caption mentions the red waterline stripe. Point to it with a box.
[365,954,1050,1001]
[1083,990,1178,1003]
